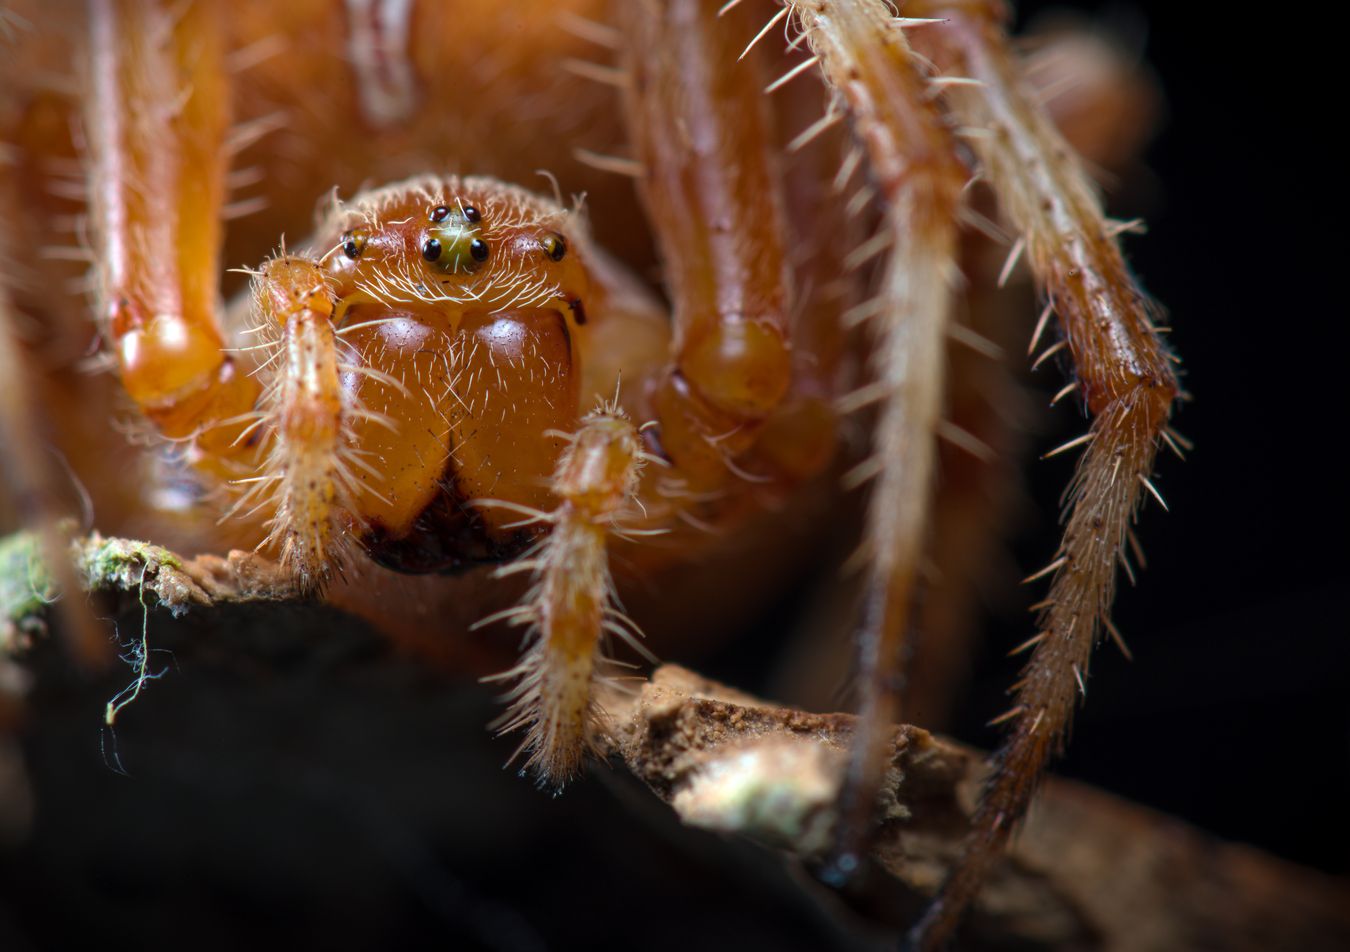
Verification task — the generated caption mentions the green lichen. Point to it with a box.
[1,530,197,657]
[73,535,182,594]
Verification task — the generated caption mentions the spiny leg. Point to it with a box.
[902,3,1179,946]
[473,0,869,789]
[906,14,1163,733]
[247,258,351,591]
[480,405,652,787]
[784,0,965,881]
[483,0,842,786]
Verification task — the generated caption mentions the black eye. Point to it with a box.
[342,230,367,260]
[430,205,451,222]
[469,239,489,262]
[541,233,566,262]
[462,205,481,224]
[422,238,442,262]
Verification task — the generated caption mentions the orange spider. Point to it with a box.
[0,1,1179,947]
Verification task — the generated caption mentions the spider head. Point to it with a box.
[262,176,596,576]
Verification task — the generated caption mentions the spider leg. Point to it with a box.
[908,12,1163,733]
[901,3,1180,947]
[83,1,260,467]
[482,407,649,787]
[82,3,365,586]
[248,257,350,592]
[785,0,966,883]
[616,0,797,490]
[485,0,852,789]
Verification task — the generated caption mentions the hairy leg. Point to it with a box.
[904,2,1179,946]
[907,12,1162,734]
[784,0,966,881]
[480,405,652,785]
[484,0,853,787]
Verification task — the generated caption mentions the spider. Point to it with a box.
[0,1,1180,947]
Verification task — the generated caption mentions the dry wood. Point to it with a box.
[602,664,1350,951]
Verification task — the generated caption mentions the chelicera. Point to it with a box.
[0,1,1180,946]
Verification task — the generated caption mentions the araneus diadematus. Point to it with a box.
[0,1,1180,947]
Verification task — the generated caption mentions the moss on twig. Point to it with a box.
[0,530,299,659]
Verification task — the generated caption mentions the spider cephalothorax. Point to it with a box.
[237,177,599,587]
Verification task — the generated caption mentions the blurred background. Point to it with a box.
[1,2,1344,950]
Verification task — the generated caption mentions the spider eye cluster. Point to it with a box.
[422,203,489,273]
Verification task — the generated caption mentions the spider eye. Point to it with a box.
[343,229,368,260]
[541,233,566,262]
[470,239,489,262]
[462,205,481,224]
[422,238,442,262]
[430,205,451,222]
